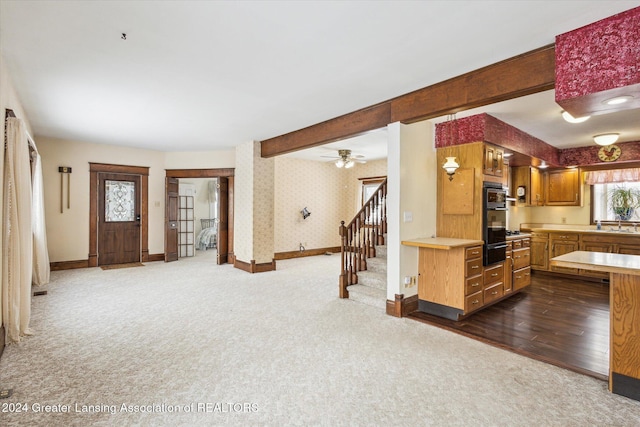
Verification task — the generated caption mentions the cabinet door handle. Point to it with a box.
[471,265,479,269]
[471,251,479,255]
[491,273,498,277]
[472,299,479,305]
[471,283,480,287]
[491,291,498,295]
[515,275,522,279]
[525,273,530,277]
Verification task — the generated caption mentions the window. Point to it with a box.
[592,181,640,223]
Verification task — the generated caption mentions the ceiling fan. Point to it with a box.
[322,149,367,168]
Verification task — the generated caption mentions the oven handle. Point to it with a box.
[491,244,508,249]
[492,207,508,211]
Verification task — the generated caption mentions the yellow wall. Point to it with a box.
[273,157,387,254]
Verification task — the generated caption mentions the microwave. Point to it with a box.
[484,184,507,210]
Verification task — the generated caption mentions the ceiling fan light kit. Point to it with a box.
[331,149,365,168]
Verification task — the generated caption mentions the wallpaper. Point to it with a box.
[274,158,387,253]
[555,7,640,101]
[233,141,256,263]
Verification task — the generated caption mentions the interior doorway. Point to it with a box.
[165,169,234,265]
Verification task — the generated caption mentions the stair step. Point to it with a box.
[375,244,387,259]
[366,256,387,273]
[346,284,386,310]
[357,270,386,291]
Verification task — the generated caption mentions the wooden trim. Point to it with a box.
[147,253,165,262]
[274,246,340,260]
[89,163,149,267]
[261,102,392,158]
[89,162,150,176]
[50,259,89,271]
[358,175,387,182]
[260,45,555,157]
[165,168,235,178]
[386,294,419,318]
[233,258,277,273]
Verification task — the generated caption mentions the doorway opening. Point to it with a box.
[165,169,234,265]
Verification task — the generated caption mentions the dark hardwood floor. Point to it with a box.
[408,272,610,381]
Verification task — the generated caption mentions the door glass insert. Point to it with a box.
[105,180,135,222]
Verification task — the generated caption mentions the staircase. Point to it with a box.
[339,179,387,309]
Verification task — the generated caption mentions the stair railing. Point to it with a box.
[339,178,387,298]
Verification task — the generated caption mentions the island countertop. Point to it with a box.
[550,250,640,276]
[402,237,484,250]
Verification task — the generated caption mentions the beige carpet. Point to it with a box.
[1,252,639,426]
[99,262,144,270]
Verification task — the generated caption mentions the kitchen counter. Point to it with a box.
[402,237,483,250]
[507,233,531,240]
[524,226,640,237]
[551,250,640,401]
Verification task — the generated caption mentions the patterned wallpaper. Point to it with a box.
[274,158,387,253]
[233,141,255,263]
[555,7,640,101]
[560,141,640,166]
[252,144,275,264]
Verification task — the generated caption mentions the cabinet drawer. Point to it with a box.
[465,246,483,260]
[465,275,483,296]
[484,282,504,304]
[512,247,530,270]
[466,258,483,277]
[465,291,483,313]
[483,263,504,285]
[550,233,578,241]
[513,267,531,290]
[531,232,548,239]
[522,238,530,247]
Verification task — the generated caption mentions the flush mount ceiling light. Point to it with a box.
[561,110,590,123]
[593,133,620,146]
[603,95,633,106]
[538,161,548,169]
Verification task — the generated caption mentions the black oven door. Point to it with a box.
[485,242,507,266]
[485,209,507,244]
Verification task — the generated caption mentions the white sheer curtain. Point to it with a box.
[2,117,33,342]
[31,149,50,286]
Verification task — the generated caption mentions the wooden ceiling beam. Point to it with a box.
[260,44,556,158]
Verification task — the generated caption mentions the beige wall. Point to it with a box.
[36,137,235,263]
[273,157,387,254]
[1,55,35,331]
[387,121,436,300]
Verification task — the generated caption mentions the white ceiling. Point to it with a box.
[1,1,638,156]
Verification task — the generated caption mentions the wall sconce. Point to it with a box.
[442,157,460,181]
[593,133,619,146]
[301,207,311,219]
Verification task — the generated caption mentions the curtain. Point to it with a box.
[584,168,640,185]
[2,117,33,342]
[31,150,50,286]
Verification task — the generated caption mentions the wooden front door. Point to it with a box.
[216,177,228,265]
[165,177,179,262]
[98,173,141,265]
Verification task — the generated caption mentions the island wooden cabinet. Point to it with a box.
[545,168,581,206]
[509,235,531,291]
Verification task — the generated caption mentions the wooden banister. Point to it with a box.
[339,178,387,298]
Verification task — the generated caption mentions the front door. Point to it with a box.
[98,173,141,265]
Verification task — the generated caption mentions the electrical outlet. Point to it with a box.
[404,276,411,285]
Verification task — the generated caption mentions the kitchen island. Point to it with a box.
[551,251,640,401]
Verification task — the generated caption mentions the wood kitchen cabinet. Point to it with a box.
[512,166,543,206]
[530,232,549,271]
[484,144,504,178]
[549,233,579,274]
[545,168,581,206]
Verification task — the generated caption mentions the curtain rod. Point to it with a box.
[5,108,16,119]
[4,108,38,153]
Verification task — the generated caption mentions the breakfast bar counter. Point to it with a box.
[551,251,640,401]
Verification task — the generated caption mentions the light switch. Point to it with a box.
[403,211,413,222]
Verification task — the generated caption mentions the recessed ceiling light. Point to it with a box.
[593,133,620,146]
[603,95,633,105]
[561,111,590,123]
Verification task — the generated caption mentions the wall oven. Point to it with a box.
[483,183,507,266]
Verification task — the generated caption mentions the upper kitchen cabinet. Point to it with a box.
[544,168,581,206]
[512,166,543,206]
[483,144,504,178]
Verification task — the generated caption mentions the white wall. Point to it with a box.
[387,121,437,300]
